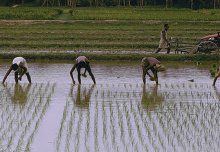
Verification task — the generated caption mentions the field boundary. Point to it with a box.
[0,51,220,61]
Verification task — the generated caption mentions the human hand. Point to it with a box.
[81,73,87,77]
[150,77,155,81]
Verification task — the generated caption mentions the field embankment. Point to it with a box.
[0,7,220,60]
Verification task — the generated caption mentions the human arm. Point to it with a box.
[145,64,156,79]
[213,68,220,86]
[152,69,158,85]
[2,66,13,84]
[70,64,77,84]
[26,73,31,83]
[142,59,153,83]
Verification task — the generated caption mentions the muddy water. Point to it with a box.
[0,60,220,152]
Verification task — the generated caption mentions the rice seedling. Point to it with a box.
[1,61,220,151]
[0,11,220,56]
[0,83,55,151]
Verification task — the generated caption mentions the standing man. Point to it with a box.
[155,23,170,54]
[142,57,165,85]
[70,56,96,84]
[2,57,31,84]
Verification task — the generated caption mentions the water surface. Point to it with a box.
[0,60,219,152]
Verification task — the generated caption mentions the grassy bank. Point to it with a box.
[1,51,220,61]
[0,7,220,54]
[0,20,219,52]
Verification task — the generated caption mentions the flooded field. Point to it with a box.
[0,60,220,152]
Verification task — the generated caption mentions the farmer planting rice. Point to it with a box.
[141,57,165,85]
[2,57,31,84]
[70,56,96,84]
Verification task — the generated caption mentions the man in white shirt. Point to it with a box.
[2,57,31,84]
[70,56,96,84]
[155,24,170,54]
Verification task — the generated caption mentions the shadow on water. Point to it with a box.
[0,83,55,152]
[141,84,164,111]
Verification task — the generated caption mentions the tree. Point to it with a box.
[191,0,193,9]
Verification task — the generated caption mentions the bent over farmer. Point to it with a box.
[141,57,165,85]
[2,57,31,84]
[70,56,96,84]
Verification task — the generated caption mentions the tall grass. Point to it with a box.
[0,7,220,21]
[0,7,63,19]
[69,7,220,21]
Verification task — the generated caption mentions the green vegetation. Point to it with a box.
[1,52,220,61]
[1,7,220,20]
[0,7,63,19]
[210,64,219,77]
[0,7,220,60]
[68,7,220,21]
[0,19,219,52]
[0,0,219,9]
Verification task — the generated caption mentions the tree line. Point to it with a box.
[0,0,219,9]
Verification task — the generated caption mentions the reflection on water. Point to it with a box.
[70,84,95,108]
[56,84,96,152]
[55,83,220,152]
[4,83,31,104]
[0,83,55,151]
[142,84,164,111]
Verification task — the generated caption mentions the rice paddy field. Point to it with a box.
[0,60,220,151]
[1,7,220,151]
[0,7,220,53]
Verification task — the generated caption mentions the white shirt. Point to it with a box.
[76,56,88,63]
[160,30,168,42]
[12,57,28,69]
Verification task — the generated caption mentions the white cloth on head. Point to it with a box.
[12,57,28,73]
